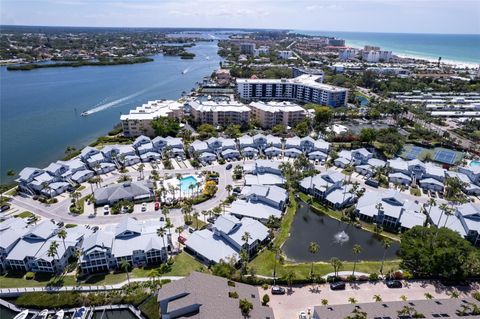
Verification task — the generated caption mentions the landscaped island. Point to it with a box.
[6,57,154,71]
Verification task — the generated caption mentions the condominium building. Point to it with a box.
[236,74,348,107]
[327,38,346,46]
[239,42,256,55]
[292,67,324,79]
[277,50,293,60]
[362,50,392,62]
[120,100,184,137]
[249,101,307,129]
[186,99,250,127]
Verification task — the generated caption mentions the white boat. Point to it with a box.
[14,310,29,319]
[80,111,89,116]
[37,309,49,319]
[54,310,64,319]
[72,307,88,319]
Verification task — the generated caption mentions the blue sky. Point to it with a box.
[1,0,479,34]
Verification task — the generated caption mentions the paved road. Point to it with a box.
[267,280,479,319]
[7,160,248,226]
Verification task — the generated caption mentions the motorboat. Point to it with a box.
[37,309,49,319]
[80,111,89,116]
[54,309,65,319]
[72,307,88,319]
[13,310,29,319]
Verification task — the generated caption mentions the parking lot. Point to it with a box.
[266,281,479,319]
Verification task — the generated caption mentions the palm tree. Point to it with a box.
[426,198,436,225]
[225,184,233,196]
[437,203,450,227]
[48,240,60,268]
[175,227,183,251]
[330,257,343,278]
[242,232,252,254]
[284,270,296,291]
[138,163,145,179]
[424,293,433,300]
[57,229,67,252]
[308,242,319,282]
[157,227,168,262]
[165,218,174,239]
[87,177,96,196]
[375,202,383,215]
[380,239,392,275]
[148,269,159,283]
[400,295,408,301]
[70,191,81,207]
[373,295,382,302]
[449,289,460,298]
[321,299,328,306]
[348,297,358,304]
[188,184,195,197]
[193,210,200,229]
[443,206,454,227]
[201,210,208,223]
[352,244,362,277]
[120,259,131,283]
[42,182,53,198]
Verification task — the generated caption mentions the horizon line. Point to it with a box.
[1,24,479,36]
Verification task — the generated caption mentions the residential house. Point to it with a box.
[238,135,255,150]
[356,190,424,231]
[446,171,480,196]
[244,160,284,185]
[229,185,287,221]
[189,140,209,156]
[0,219,29,272]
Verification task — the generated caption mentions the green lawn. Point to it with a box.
[185,216,207,230]
[0,273,77,288]
[139,295,160,319]
[14,211,35,219]
[410,187,421,196]
[250,191,402,280]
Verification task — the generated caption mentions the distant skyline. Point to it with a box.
[1,0,479,35]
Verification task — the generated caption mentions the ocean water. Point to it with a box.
[295,30,480,65]
[0,40,222,183]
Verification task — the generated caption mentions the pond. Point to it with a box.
[282,201,400,262]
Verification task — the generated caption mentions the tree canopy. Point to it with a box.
[196,123,218,140]
[151,117,180,137]
[400,226,478,280]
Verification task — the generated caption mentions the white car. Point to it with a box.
[103,205,109,215]
[298,311,307,319]
[141,203,147,212]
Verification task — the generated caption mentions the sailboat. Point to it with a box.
[36,309,49,319]
[13,310,29,319]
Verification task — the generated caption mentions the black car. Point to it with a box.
[226,164,233,170]
[330,282,346,290]
[386,280,402,288]
[0,204,11,212]
[365,178,379,188]
[271,286,286,295]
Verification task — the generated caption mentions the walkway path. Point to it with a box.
[0,276,183,297]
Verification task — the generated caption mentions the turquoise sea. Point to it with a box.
[295,30,480,65]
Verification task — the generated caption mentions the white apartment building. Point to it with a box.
[249,101,307,129]
[120,100,184,137]
[340,49,359,61]
[277,50,293,60]
[240,43,256,55]
[362,50,392,62]
[186,99,251,127]
[236,74,348,108]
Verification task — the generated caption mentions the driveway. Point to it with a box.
[267,281,479,319]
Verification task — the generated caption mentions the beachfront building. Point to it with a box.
[185,215,269,264]
[157,272,275,319]
[93,181,154,206]
[120,100,184,138]
[249,101,307,129]
[186,99,250,127]
[299,171,356,209]
[356,190,425,231]
[236,74,348,108]
[361,49,392,62]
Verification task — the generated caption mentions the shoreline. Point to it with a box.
[344,41,479,69]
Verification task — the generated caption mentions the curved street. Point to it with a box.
[6,159,251,225]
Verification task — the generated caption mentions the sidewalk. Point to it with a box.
[0,276,184,297]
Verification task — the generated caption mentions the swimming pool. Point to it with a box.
[470,160,480,167]
[180,175,198,191]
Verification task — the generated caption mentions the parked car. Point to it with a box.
[178,235,186,244]
[188,227,194,234]
[0,204,11,212]
[365,178,379,188]
[103,205,109,215]
[226,164,233,170]
[298,311,307,319]
[386,280,402,288]
[271,286,286,295]
[330,282,346,290]
[154,202,160,210]
[141,203,147,212]
[160,216,165,222]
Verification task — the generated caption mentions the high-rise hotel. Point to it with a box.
[236,74,348,108]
